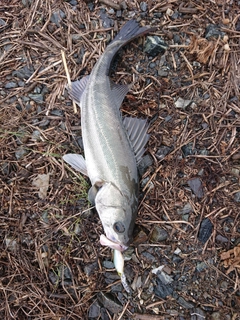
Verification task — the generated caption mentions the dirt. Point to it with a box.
[0,1,239,319]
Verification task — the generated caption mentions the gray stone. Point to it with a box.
[154,278,173,299]
[233,191,240,202]
[88,301,100,318]
[175,97,192,109]
[156,145,172,160]
[211,311,221,320]
[0,18,6,26]
[15,147,29,160]
[31,130,41,141]
[190,307,206,319]
[5,82,17,89]
[205,24,225,39]
[138,154,153,176]
[50,109,63,116]
[198,218,213,243]
[51,10,66,27]
[177,203,193,215]
[28,93,44,103]
[84,262,98,276]
[216,234,228,243]
[12,66,34,80]
[150,226,168,242]
[177,296,195,309]
[142,251,155,263]
[144,36,168,57]
[103,260,114,269]
[188,177,204,198]
[140,2,148,12]
[97,292,122,314]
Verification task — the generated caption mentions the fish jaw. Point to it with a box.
[95,183,137,251]
[100,234,128,252]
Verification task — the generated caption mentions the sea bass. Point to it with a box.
[63,20,153,252]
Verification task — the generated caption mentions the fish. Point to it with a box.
[63,19,154,253]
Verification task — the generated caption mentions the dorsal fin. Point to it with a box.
[123,117,149,164]
[67,76,90,106]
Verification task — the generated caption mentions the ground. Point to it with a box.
[0,0,240,319]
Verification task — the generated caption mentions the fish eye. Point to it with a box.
[113,222,125,234]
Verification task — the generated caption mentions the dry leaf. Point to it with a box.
[32,173,50,199]
[220,244,240,274]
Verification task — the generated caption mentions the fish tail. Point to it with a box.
[110,20,155,45]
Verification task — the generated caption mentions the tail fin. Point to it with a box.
[110,20,155,45]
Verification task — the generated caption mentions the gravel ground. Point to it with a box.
[0,1,240,319]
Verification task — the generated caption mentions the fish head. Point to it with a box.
[95,182,137,252]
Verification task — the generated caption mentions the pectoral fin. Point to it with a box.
[88,185,98,205]
[63,153,88,176]
[123,117,150,164]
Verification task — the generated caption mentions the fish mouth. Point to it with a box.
[100,234,128,252]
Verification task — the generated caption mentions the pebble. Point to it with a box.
[156,145,172,160]
[0,18,6,26]
[157,270,173,285]
[99,10,114,28]
[103,260,114,269]
[188,177,204,198]
[182,143,195,156]
[177,296,195,309]
[144,36,168,57]
[5,82,17,89]
[97,292,123,314]
[216,234,228,243]
[211,311,221,320]
[154,278,173,299]
[198,218,213,243]
[196,261,208,272]
[138,154,153,176]
[149,62,156,68]
[15,147,29,160]
[190,307,206,319]
[84,262,98,276]
[150,226,168,242]
[205,24,225,39]
[50,109,63,116]
[38,118,50,127]
[12,65,34,79]
[177,203,193,215]
[142,251,155,263]
[28,93,44,103]
[88,301,100,318]
[140,2,148,12]
[50,9,66,27]
[69,0,78,5]
[175,97,192,109]
[233,191,240,202]
[116,10,122,17]
[172,254,183,263]
[31,130,41,141]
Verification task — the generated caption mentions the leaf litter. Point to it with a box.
[0,0,240,319]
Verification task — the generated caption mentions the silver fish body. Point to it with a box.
[63,20,153,251]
